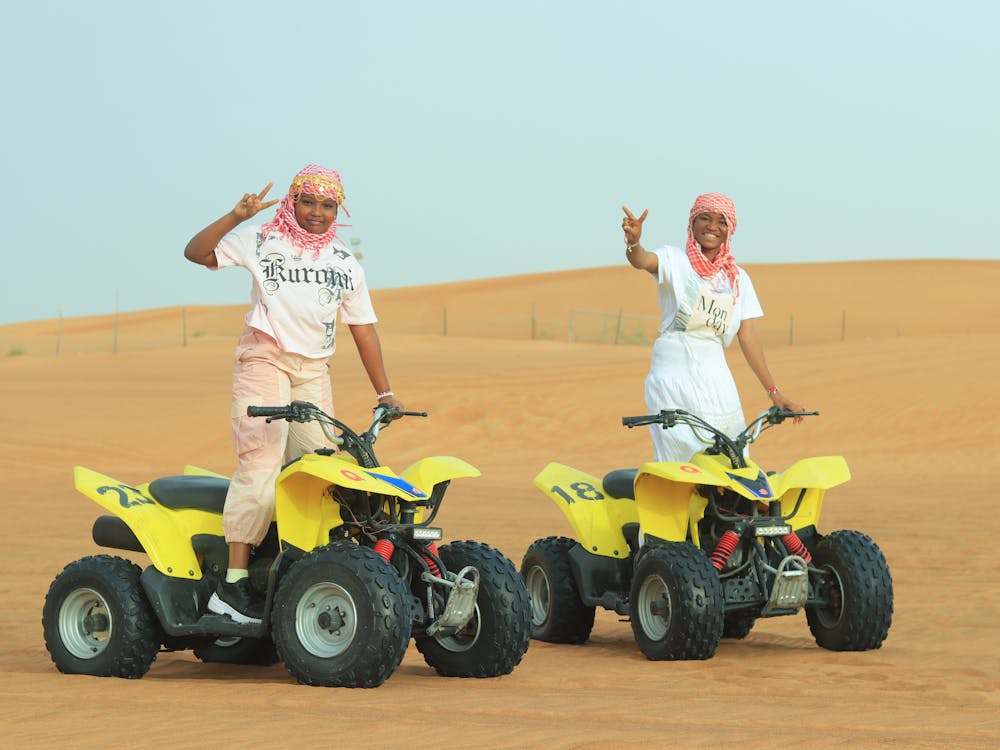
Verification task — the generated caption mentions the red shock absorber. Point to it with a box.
[373,538,395,562]
[710,531,740,571]
[781,531,812,563]
[421,542,441,576]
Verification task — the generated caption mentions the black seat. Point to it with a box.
[602,468,638,500]
[148,475,230,513]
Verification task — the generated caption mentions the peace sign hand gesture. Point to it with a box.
[232,182,280,222]
[621,205,648,245]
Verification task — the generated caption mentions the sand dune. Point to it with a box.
[2,260,998,748]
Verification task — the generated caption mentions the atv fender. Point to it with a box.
[533,463,637,559]
[400,455,481,496]
[74,466,221,579]
[768,456,851,529]
[632,461,723,543]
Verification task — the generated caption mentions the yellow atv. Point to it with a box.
[43,402,530,686]
[521,407,892,660]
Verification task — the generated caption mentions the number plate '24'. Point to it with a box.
[98,484,156,509]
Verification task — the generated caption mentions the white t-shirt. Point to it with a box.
[213,225,377,358]
[652,245,763,346]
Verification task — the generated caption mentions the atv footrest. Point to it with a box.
[162,613,267,639]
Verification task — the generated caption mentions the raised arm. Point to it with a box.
[184,182,280,268]
[621,205,658,273]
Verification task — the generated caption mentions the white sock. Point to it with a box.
[226,569,249,584]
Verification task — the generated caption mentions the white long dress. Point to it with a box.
[643,246,763,462]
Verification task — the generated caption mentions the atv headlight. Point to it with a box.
[410,526,443,541]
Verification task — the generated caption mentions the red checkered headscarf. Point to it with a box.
[261,164,350,260]
[686,192,740,297]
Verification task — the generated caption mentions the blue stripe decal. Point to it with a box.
[364,471,427,498]
[725,471,773,499]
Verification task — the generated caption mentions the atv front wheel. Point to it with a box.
[193,636,280,666]
[416,541,530,677]
[629,542,723,660]
[520,536,596,643]
[42,555,160,679]
[272,542,411,687]
[806,530,893,651]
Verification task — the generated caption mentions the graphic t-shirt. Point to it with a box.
[213,225,377,358]
[652,245,762,346]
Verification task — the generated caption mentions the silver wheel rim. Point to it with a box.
[59,587,111,659]
[435,602,481,652]
[637,573,671,640]
[295,582,358,658]
[525,565,551,627]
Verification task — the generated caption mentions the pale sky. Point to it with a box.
[2,1,996,323]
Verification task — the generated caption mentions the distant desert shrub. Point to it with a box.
[6,345,26,357]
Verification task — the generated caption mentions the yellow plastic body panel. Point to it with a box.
[533,463,637,559]
[632,461,715,544]
[768,455,851,529]
[74,466,221,579]
[275,453,479,553]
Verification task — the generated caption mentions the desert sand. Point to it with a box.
[1,259,998,748]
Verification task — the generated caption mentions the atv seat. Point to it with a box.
[602,468,638,500]
[149,475,230,513]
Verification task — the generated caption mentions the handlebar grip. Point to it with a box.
[622,415,656,428]
[247,405,291,418]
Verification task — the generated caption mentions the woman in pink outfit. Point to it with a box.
[184,164,402,624]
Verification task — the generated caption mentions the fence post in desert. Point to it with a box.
[788,314,794,345]
[568,310,575,342]
[614,308,623,345]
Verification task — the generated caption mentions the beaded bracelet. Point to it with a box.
[767,385,779,397]
[376,391,394,400]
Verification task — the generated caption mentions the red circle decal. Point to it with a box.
[680,465,700,473]
[340,469,363,481]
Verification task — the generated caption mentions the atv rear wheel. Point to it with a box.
[272,542,411,687]
[193,636,280,666]
[42,555,160,679]
[629,542,723,660]
[416,541,530,677]
[520,536,596,643]
[806,530,893,651]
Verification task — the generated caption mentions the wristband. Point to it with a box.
[376,391,394,400]
[767,385,779,397]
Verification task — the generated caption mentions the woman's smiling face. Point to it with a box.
[294,193,339,234]
[691,211,729,253]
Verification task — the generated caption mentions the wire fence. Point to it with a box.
[0,304,945,358]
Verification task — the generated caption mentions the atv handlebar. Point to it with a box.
[622,406,819,468]
[246,401,428,468]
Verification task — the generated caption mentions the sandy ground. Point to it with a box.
[1,260,998,748]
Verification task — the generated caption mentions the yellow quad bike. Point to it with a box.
[42,402,530,687]
[521,407,893,661]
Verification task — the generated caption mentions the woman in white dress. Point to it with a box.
[621,192,804,462]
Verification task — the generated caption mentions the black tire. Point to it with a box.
[806,530,893,651]
[271,542,411,687]
[629,542,723,660]
[722,611,757,640]
[42,555,160,679]
[193,636,280,666]
[415,541,531,677]
[520,536,596,643]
